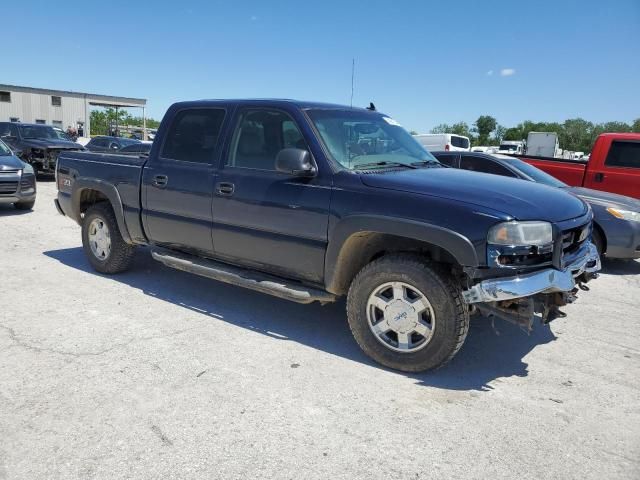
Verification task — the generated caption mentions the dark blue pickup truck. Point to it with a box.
[55,99,600,372]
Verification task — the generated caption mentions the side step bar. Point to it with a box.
[151,249,337,305]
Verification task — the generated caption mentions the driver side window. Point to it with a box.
[227,109,307,171]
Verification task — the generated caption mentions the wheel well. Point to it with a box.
[78,189,110,216]
[328,232,461,295]
[593,222,607,254]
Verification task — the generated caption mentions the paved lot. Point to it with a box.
[1,181,639,480]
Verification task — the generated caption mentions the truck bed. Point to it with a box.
[517,154,587,186]
[56,151,148,243]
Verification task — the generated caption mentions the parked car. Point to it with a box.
[0,122,83,174]
[85,136,141,153]
[55,99,600,372]
[0,139,36,210]
[413,133,470,151]
[118,142,152,156]
[519,133,640,199]
[433,151,640,259]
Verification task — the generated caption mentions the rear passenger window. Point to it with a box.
[433,154,457,167]
[604,141,640,169]
[451,136,469,149]
[161,108,226,163]
[460,156,517,177]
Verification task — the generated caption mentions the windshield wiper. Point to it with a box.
[410,160,444,167]
[355,161,417,170]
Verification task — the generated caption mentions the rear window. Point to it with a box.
[451,136,469,149]
[604,141,640,169]
[161,108,226,163]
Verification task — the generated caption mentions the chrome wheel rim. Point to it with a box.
[88,217,111,260]
[366,281,436,353]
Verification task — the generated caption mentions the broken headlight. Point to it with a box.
[487,221,554,267]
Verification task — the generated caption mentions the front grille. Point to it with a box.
[562,223,590,255]
[0,181,19,194]
[20,178,34,190]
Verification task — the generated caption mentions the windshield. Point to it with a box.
[19,125,58,140]
[504,157,568,187]
[0,139,12,155]
[499,144,518,152]
[306,109,437,169]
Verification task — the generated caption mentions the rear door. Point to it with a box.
[142,107,229,255]
[584,139,640,198]
[210,106,331,283]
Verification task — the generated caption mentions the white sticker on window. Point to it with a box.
[382,117,402,127]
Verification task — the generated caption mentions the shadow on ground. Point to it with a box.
[600,258,640,276]
[44,247,558,391]
[0,204,31,216]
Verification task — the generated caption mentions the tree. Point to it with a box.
[473,115,497,145]
[430,123,452,134]
[492,125,506,144]
[450,122,472,138]
[560,118,594,152]
[409,130,418,135]
[633,119,640,133]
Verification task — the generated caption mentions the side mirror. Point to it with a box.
[275,148,316,177]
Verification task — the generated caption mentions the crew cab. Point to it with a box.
[54,99,600,372]
[519,133,640,199]
[0,122,83,174]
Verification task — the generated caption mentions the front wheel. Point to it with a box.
[346,254,469,372]
[81,202,135,274]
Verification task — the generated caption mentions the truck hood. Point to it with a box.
[359,168,588,222]
[22,139,82,150]
[566,186,640,211]
[0,154,25,170]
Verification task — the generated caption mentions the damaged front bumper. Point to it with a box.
[463,241,601,304]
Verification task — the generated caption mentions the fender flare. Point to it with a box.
[70,178,133,244]
[324,215,479,294]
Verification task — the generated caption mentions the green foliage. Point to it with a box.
[90,108,160,136]
[633,119,640,133]
[473,115,497,145]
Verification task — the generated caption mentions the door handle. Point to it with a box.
[153,174,168,187]
[594,172,604,183]
[216,182,235,196]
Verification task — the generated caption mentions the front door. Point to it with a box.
[211,107,332,283]
[142,107,228,255]
[584,139,640,198]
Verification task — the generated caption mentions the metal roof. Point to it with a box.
[0,83,146,106]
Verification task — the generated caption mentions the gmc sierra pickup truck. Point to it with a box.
[519,133,640,199]
[55,99,601,372]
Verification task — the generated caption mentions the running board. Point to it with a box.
[151,249,337,305]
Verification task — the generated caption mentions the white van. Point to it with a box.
[413,133,470,152]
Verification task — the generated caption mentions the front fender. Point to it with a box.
[70,178,132,244]
[324,214,479,294]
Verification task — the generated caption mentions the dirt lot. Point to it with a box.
[1,180,639,480]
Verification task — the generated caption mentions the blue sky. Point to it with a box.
[3,0,639,132]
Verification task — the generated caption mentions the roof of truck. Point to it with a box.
[171,99,376,112]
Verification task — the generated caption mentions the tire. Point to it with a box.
[346,254,469,372]
[82,202,135,274]
[14,200,35,210]
[592,227,605,257]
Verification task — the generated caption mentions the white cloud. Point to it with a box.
[500,68,516,76]
[486,70,493,76]
[250,15,258,21]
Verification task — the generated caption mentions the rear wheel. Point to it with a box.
[82,202,135,274]
[346,254,469,372]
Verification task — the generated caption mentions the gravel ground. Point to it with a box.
[1,181,639,480]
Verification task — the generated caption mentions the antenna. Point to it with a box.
[350,58,355,108]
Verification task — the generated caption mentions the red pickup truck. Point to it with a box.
[518,133,640,199]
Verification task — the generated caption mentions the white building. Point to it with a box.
[0,84,147,135]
